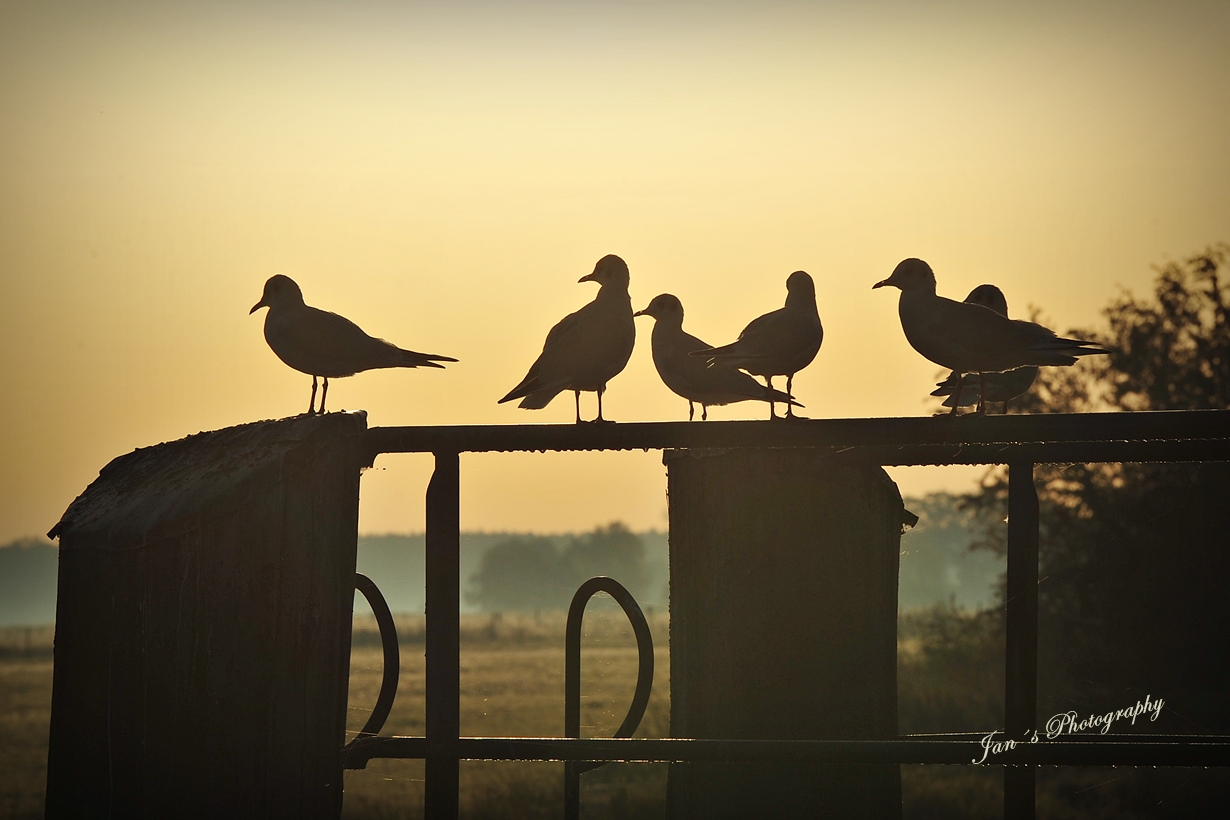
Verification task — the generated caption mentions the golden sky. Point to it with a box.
[2,0,1228,541]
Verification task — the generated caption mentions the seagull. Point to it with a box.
[930,284,1039,413]
[249,274,456,415]
[635,293,801,420]
[498,254,635,423]
[692,270,823,419]
[873,258,1105,416]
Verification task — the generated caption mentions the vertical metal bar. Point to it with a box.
[564,586,584,820]
[1004,460,1038,819]
[425,451,460,820]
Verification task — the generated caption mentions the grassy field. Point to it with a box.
[0,613,672,820]
[4,611,1228,818]
[0,655,52,819]
[343,609,671,819]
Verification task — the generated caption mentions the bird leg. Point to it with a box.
[308,376,319,415]
[688,401,695,421]
[976,374,987,415]
[949,374,965,416]
[702,405,708,421]
[594,386,613,423]
[765,376,780,420]
[786,373,797,419]
[574,391,582,424]
[320,377,330,414]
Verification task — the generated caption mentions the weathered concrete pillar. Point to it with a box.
[665,448,907,819]
[45,413,369,820]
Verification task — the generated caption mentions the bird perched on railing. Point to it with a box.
[873,258,1105,416]
[930,284,1038,414]
[691,270,823,420]
[499,254,635,423]
[250,274,456,415]
[635,293,801,420]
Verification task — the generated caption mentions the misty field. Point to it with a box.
[3,612,1227,819]
[342,608,672,820]
[0,613,675,820]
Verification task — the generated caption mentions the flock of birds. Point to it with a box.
[249,255,1107,421]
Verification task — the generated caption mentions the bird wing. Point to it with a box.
[535,297,634,391]
[499,296,635,403]
[706,307,822,376]
[907,295,1106,372]
[903,296,1048,372]
[924,298,1036,350]
[265,305,400,377]
[499,308,585,402]
[508,306,590,399]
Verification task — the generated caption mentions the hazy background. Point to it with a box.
[3,0,1228,541]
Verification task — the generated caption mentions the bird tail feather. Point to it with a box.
[397,348,457,369]
[691,343,728,359]
[516,388,564,410]
[764,387,803,407]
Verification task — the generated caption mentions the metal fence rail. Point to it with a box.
[344,734,1230,767]
[346,409,1230,820]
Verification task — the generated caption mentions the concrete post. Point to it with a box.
[665,447,908,819]
[45,413,369,820]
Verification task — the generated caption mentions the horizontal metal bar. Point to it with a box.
[821,440,1230,465]
[343,735,1230,768]
[365,410,1230,458]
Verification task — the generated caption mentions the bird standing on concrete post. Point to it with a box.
[250,274,456,415]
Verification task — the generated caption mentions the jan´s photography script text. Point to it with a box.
[972,695,1165,764]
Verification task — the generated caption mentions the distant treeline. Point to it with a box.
[358,501,1002,616]
[2,496,1002,624]
[0,538,58,626]
[355,525,669,615]
[465,522,657,612]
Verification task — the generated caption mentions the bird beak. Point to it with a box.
[633,308,647,317]
[872,278,890,290]
[249,299,266,314]
[578,272,597,283]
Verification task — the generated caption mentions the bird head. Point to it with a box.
[579,254,630,289]
[873,258,936,292]
[250,274,304,314]
[964,284,1009,317]
[784,270,816,306]
[634,293,684,322]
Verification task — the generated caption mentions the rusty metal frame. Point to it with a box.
[563,577,655,820]
[342,409,1230,820]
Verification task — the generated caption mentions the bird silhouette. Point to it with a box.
[498,254,635,423]
[250,274,456,415]
[873,259,1105,416]
[692,270,822,419]
[930,284,1038,413]
[635,293,800,420]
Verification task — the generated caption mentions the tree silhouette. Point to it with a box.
[465,523,649,612]
[968,243,1230,733]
